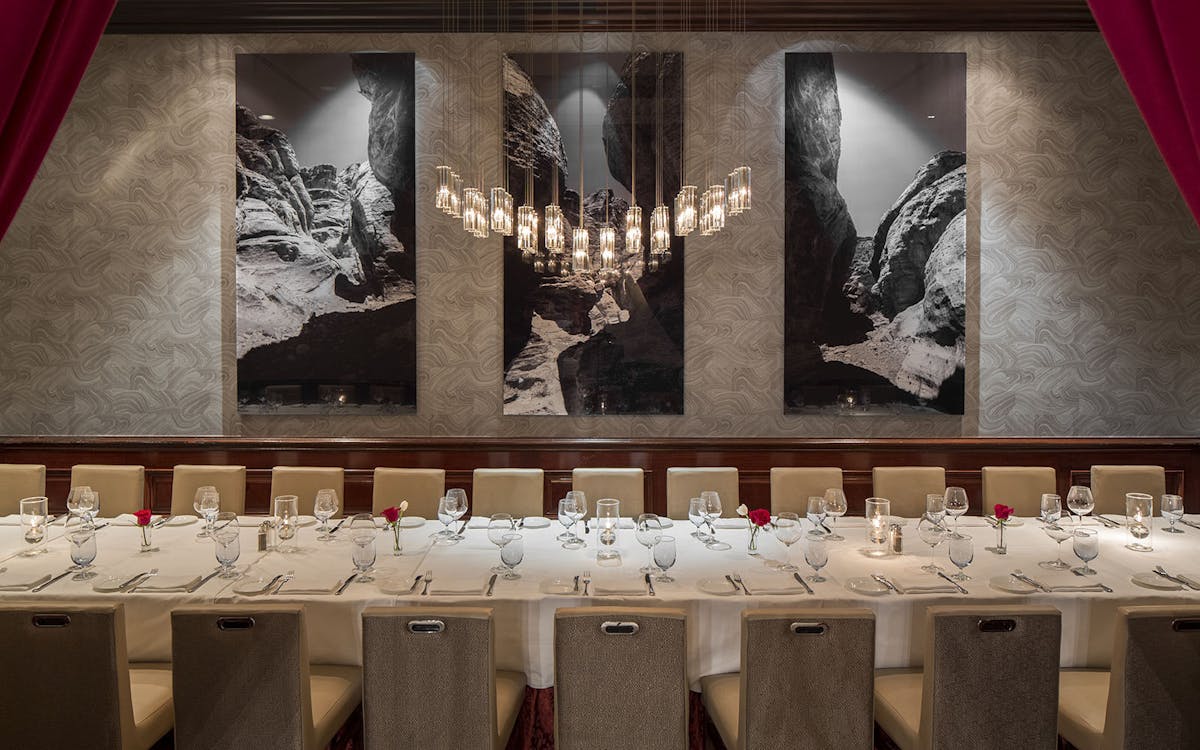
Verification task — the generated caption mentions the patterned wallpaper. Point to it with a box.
[0,32,1197,437]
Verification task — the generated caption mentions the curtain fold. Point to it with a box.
[1088,0,1200,227]
[0,0,116,242]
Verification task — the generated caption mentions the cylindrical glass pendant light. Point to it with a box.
[490,187,513,235]
[463,187,488,238]
[651,204,671,256]
[707,182,726,233]
[726,166,751,215]
[517,204,538,259]
[436,165,453,212]
[598,223,617,284]
[698,187,712,235]
[572,226,591,272]
[449,172,463,218]
[625,205,643,254]
[545,204,566,255]
[674,185,696,236]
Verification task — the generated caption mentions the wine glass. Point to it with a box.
[273,495,299,552]
[314,489,339,541]
[823,488,847,541]
[212,512,241,578]
[1040,494,1062,525]
[926,493,946,525]
[351,529,378,583]
[635,514,665,574]
[436,496,456,540]
[66,486,97,524]
[559,491,586,541]
[499,533,524,579]
[446,488,469,539]
[487,514,516,572]
[69,527,98,579]
[701,492,730,551]
[1161,494,1184,534]
[948,534,973,581]
[653,536,677,582]
[943,487,968,536]
[917,514,948,573]
[773,512,804,572]
[19,496,48,556]
[1066,486,1095,525]
[806,496,827,535]
[1072,528,1099,575]
[195,487,220,540]
[1041,523,1073,570]
[687,497,709,540]
[804,534,829,582]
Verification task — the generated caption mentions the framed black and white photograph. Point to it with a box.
[502,51,685,415]
[784,51,967,414]
[235,52,416,413]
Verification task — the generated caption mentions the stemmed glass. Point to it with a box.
[701,492,730,551]
[446,489,468,539]
[66,486,97,524]
[823,488,847,541]
[1162,494,1185,533]
[19,496,48,556]
[926,494,946,525]
[350,530,378,583]
[688,498,709,541]
[917,514,948,573]
[499,533,524,580]
[314,489,339,541]
[195,487,220,540]
[558,497,585,549]
[1041,524,1073,570]
[273,495,299,552]
[653,536,677,582]
[487,514,516,572]
[773,512,804,572]
[806,497,828,535]
[944,487,968,537]
[559,491,586,541]
[212,512,241,578]
[1040,493,1062,525]
[69,526,98,579]
[635,514,665,574]
[1066,486,1095,525]
[948,534,973,581]
[1072,528,1099,575]
[804,534,829,582]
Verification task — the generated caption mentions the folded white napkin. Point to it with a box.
[952,517,993,528]
[890,575,959,594]
[276,572,345,595]
[467,517,492,529]
[1027,572,1109,592]
[134,574,203,593]
[712,518,748,529]
[738,573,807,595]
[428,580,485,595]
[591,571,647,595]
[828,516,909,527]
[0,569,52,591]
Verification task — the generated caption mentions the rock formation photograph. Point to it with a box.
[784,52,966,414]
[234,53,416,412]
[503,52,684,415]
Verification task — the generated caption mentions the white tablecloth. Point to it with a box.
[1,514,1198,689]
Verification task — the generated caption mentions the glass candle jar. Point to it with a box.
[595,498,621,561]
[865,497,891,556]
[1125,492,1153,552]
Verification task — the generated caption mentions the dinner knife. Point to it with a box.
[333,573,358,595]
[1094,515,1121,528]
[644,573,656,597]
[791,572,814,595]
[1177,518,1200,530]
[186,568,224,593]
[32,567,79,593]
[1153,566,1197,590]
[151,515,174,529]
[572,575,580,593]
[486,573,498,597]
[724,574,741,593]
[327,517,349,536]
[935,570,968,594]
[731,573,751,596]
[457,520,468,535]
[1011,571,1050,592]
[406,574,424,594]
[870,574,900,594]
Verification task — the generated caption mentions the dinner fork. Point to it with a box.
[269,571,294,595]
[731,573,751,596]
[122,568,160,593]
[581,571,591,597]
[421,569,433,595]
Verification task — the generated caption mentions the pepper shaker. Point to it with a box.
[888,523,904,554]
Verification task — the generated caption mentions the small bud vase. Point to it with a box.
[391,524,403,556]
[140,525,154,553]
[992,523,1007,555]
[748,525,760,555]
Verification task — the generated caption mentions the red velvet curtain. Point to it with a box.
[1088,0,1200,228]
[0,0,116,242]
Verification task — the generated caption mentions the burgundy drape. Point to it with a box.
[0,0,116,242]
[1088,0,1200,228]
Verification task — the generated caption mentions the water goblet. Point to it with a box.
[917,514,948,573]
[804,533,829,583]
[823,488,847,541]
[195,487,220,540]
[446,488,469,539]
[499,533,524,580]
[1162,494,1185,534]
[688,497,709,541]
[944,487,969,536]
[773,512,804,572]
[559,497,585,550]
[351,530,378,583]
[1040,494,1062,525]
[1040,523,1074,570]
[653,536,677,582]
[1066,486,1095,525]
[69,527,98,579]
[436,496,456,540]
[806,496,828,535]
[926,493,946,525]
[487,514,515,572]
[948,533,973,581]
[635,514,665,573]
[66,486,97,524]
[314,489,339,541]
[212,512,241,578]
[701,492,730,551]
[1072,528,1099,575]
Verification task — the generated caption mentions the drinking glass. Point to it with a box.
[943,487,969,536]
[773,512,804,572]
[273,495,299,552]
[69,527,97,579]
[446,488,469,540]
[1040,523,1073,570]
[823,488,847,541]
[499,533,524,579]
[806,496,827,534]
[351,530,378,583]
[701,492,730,551]
[926,493,946,525]
[213,512,241,578]
[314,489,339,541]
[653,536,677,582]
[195,487,220,540]
[558,497,585,549]
[635,514,664,573]
[804,534,829,582]
[559,491,586,541]
[1124,493,1153,552]
[1162,493,1185,534]
[488,514,516,572]
[436,496,456,539]
[917,514,948,573]
[1040,494,1062,525]
[1066,486,1095,525]
[19,496,48,556]
[595,498,621,560]
[1072,528,1099,575]
[687,497,709,541]
[66,486,97,524]
[947,534,973,581]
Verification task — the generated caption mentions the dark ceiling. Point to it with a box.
[106,0,1097,34]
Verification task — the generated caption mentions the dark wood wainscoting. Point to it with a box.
[1,437,1196,516]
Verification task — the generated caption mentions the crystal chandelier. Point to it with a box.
[572,226,591,272]
[491,186,513,236]
[436,165,453,212]
[598,222,618,284]
[651,204,671,258]
[448,172,463,217]
[625,205,642,255]
[726,165,751,215]
[674,184,696,235]
[462,186,488,238]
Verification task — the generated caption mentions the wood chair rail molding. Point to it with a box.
[1,436,1194,516]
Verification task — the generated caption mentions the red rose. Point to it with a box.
[747,508,772,527]
[382,506,400,524]
[134,509,153,526]
[994,504,1014,521]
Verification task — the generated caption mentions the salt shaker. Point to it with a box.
[257,520,277,551]
[888,523,904,554]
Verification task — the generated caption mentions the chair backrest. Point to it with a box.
[371,468,446,518]
[1090,465,1166,515]
[362,607,497,749]
[171,604,314,750]
[919,605,1061,750]
[665,467,739,519]
[872,467,946,518]
[170,465,247,515]
[980,466,1056,518]
[1105,605,1200,749]
[472,468,543,518]
[740,608,874,749]
[0,463,45,514]
[572,468,645,516]
[555,607,688,750]
[769,467,844,515]
[270,466,345,517]
[71,464,145,516]
[0,603,135,749]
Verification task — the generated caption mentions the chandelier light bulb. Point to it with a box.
[436,165,453,212]
[674,185,697,236]
[490,187,514,236]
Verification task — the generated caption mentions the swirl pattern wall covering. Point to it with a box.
[0,32,1197,437]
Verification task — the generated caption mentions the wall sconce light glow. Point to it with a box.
[926,114,936,119]
[257,114,276,121]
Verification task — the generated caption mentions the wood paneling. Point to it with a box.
[2,437,1194,516]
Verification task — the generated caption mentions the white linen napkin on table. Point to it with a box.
[738,573,808,595]
[591,571,647,596]
[712,518,749,529]
[1026,572,1110,592]
[276,572,345,595]
[428,578,486,596]
[890,575,959,594]
[0,568,53,591]
[134,574,203,593]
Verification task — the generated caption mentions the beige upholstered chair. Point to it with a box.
[665,467,739,519]
[71,464,145,516]
[1059,605,1200,750]
[372,468,446,518]
[171,604,361,750]
[1090,465,1166,515]
[0,463,45,515]
[170,464,247,515]
[472,468,544,517]
[702,608,875,749]
[875,605,1061,750]
[871,466,946,518]
[572,468,645,516]
[769,467,844,516]
[362,607,525,749]
[0,603,172,750]
[270,466,345,517]
[981,466,1056,518]
[555,607,688,750]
